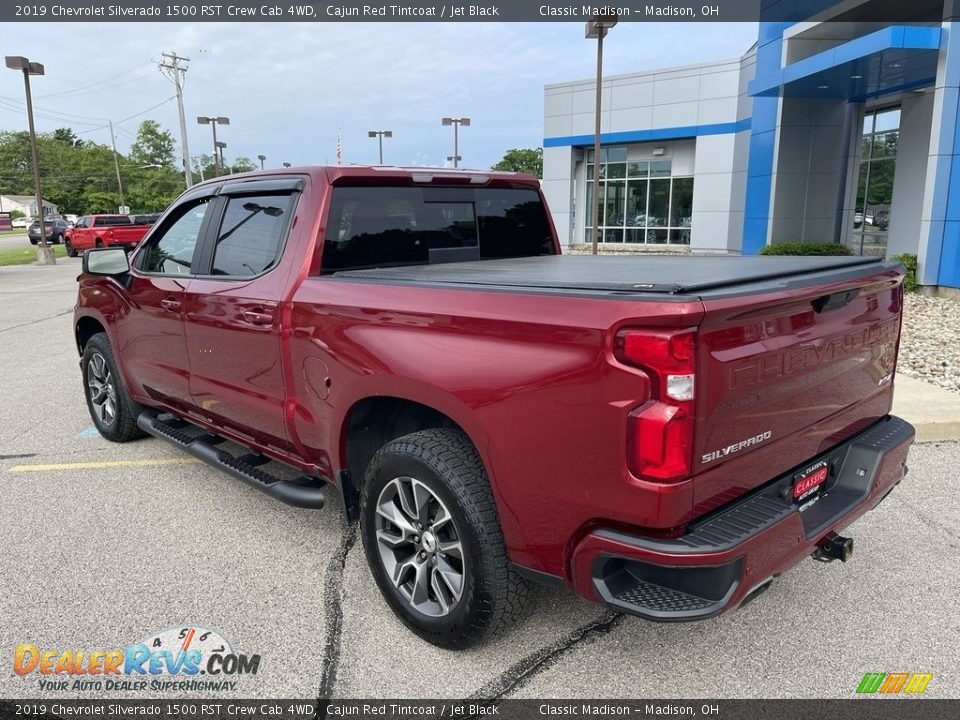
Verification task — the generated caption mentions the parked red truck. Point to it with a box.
[74,167,914,647]
[65,214,152,257]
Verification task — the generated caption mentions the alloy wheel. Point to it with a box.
[86,352,117,426]
[374,476,465,617]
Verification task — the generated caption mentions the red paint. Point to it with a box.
[66,214,151,252]
[75,166,912,608]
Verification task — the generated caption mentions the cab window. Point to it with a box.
[138,200,211,275]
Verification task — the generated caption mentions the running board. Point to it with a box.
[137,412,325,509]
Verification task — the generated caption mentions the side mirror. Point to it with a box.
[83,247,130,276]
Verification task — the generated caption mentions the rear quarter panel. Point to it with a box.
[288,280,704,576]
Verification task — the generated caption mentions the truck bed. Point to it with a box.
[333,254,886,296]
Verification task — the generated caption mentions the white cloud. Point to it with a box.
[0,21,758,170]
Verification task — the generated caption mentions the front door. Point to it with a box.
[118,197,214,411]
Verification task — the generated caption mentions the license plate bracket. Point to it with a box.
[792,460,830,511]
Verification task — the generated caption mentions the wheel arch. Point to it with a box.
[75,314,107,356]
[337,394,491,522]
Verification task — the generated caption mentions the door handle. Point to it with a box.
[243,309,274,326]
[160,298,181,313]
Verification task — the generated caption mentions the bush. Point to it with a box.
[891,253,918,292]
[761,242,852,256]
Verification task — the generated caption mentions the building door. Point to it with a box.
[849,107,900,256]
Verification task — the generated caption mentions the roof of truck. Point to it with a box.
[189,165,541,192]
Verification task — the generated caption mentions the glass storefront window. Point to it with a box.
[586,147,693,245]
[849,107,899,256]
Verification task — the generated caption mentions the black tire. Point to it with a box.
[81,333,147,442]
[29,238,37,245]
[360,428,529,649]
[95,238,104,248]
[65,239,77,258]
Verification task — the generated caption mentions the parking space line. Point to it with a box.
[7,458,202,473]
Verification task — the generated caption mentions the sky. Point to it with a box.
[0,22,759,171]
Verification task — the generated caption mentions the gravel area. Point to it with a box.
[900,293,960,394]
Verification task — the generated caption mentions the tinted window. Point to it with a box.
[140,200,210,275]
[96,216,133,227]
[209,194,293,276]
[321,187,553,274]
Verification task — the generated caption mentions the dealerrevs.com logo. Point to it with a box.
[14,626,260,692]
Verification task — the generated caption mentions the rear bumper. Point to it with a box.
[571,415,915,621]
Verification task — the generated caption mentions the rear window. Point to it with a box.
[95,216,133,227]
[320,186,554,274]
[209,194,294,277]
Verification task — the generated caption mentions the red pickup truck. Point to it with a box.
[65,214,152,257]
[73,167,914,648]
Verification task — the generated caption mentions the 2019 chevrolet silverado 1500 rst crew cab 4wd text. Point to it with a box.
[74,166,914,648]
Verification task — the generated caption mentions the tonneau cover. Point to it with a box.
[333,255,883,295]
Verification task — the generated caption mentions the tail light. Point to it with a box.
[615,329,696,483]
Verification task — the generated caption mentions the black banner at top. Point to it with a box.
[0,0,956,23]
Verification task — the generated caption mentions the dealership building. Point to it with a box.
[541,0,960,291]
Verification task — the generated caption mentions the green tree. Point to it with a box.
[130,120,176,168]
[229,156,257,173]
[52,127,84,148]
[492,148,543,177]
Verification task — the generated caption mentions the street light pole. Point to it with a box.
[257,154,266,170]
[197,116,230,176]
[215,141,227,173]
[367,130,393,165]
[441,117,470,168]
[586,15,618,255]
[6,56,53,265]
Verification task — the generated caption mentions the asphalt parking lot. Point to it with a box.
[1,259,958,700]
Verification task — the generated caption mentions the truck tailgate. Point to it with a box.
[692,265,903,505]
[109,226,148,243]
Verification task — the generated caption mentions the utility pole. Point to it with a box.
[160,51,192,188]
[108,121,126,213]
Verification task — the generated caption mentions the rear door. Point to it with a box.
[118,193,217,410]
[182,179,302,452]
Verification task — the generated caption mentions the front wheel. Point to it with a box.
[81,333,147,442]
[360,428,529,649]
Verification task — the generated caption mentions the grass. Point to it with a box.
[0,244,68,267]
[0,229,27,236]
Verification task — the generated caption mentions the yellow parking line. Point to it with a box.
[7,458,201,473]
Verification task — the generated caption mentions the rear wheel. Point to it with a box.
[65,239,77,258]
[29,238,37,246]
[360,428,528,649]
[95,238,104,248]
[81,333,147,442]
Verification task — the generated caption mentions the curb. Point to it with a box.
[892,374,960,443]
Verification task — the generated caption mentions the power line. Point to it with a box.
[0,99,107,126]
[33,59,156,99]
[0,94,109,122]
[73,96,176,135]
